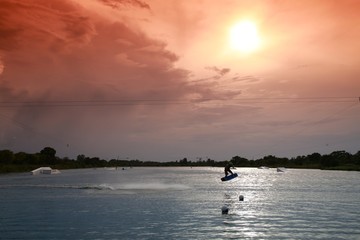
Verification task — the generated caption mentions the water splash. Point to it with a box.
[80,182,191,192]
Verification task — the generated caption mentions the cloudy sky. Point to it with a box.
[1,0,359,161]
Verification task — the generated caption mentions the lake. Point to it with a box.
[0,167,359,239]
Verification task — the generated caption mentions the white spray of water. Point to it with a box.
[94,182,191,191]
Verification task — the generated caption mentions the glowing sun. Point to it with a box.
[229,20,260,53]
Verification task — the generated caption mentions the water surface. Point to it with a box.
[0,167,359,239]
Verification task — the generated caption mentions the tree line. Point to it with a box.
[0,147,359,173]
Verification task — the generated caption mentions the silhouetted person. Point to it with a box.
[224,161,235,176]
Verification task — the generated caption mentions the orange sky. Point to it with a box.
[0,0,359,161]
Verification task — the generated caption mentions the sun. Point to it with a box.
[229,20,260,53]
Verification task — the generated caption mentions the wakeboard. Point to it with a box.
[221,173,238,182]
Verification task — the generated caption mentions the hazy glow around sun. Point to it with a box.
[229,20,260,53]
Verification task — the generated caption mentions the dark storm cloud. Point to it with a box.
[0,0,237,159]
[0,0,196,104]
[0,0,96,54]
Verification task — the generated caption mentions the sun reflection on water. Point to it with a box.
[218,168,284,239]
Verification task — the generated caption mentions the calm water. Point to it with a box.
[0,167,359,240]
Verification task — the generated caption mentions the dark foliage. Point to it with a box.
[1,148,359,174]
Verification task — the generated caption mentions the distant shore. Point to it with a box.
[1,148,359,174]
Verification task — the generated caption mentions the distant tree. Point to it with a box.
[13,152,28,164]
[277,157,289,166]
[77,154,86,162]
[330,151,352,165]
[0,150,13,164]
[263,155,277,166]
[307,152,322,165]
[352,151,360,165]
[206,158,215,166]
[179,158,188,165]
[320,154,339,168]
[40,147,56,157]
[293,156,305,166]
[39,147,57,164]
[85,157,101,166]
[25,153,40,165]
[231,156,248,166]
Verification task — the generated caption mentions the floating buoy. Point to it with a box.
[221,206,229,214]
[239,195,244,201]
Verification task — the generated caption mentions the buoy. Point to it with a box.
[221,206,229,214]
[239,195,244,201]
